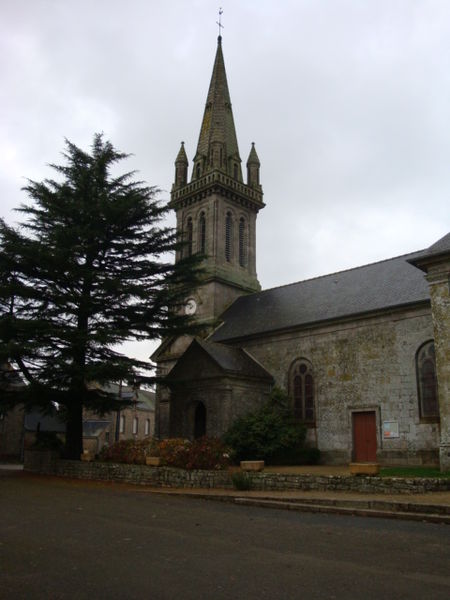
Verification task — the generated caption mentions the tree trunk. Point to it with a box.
[64,401,83,460]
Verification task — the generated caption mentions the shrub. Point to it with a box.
[184,437,230,470]
[99,437,158,464]
[271,446,321,466]
[99,436,230,470]
[223,387,307,464]
[231,471,252,491]
[32,431,64,453]
[159,437,230,470]
[158,438,191,468]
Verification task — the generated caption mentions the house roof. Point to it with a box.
[101,383,155,411]
[210,250,430,342]
[24,411,66,433]
[82,420,110,438]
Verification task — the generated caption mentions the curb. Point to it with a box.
[144,489,450,524]
[233,497,450,524]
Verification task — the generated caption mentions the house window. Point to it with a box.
[186,217,193,257]
[145,419,150,436]
[132,417,138,435]
[239,217,247,267]
[199,212,206,254]
[416,341,439,419]
[290,360,315,423]
[119,415,125,433]
[225,212,233,262]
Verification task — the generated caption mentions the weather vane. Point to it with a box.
[217,7,224,37]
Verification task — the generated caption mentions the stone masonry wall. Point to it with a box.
[23,452,450,494]
[426,258,450,470]
[239,307,439,465]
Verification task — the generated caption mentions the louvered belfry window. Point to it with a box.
[225,212,232,262]
[186,216,193,257]
[199,212,206,254]
[239,217,247,267]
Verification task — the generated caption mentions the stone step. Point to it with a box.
[245,496,450,516]
[233,498,450,524]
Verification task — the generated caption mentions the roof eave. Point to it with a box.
[213,299,431,345]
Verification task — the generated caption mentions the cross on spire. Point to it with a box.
[216,7,224,38]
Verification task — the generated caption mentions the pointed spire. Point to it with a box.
[246,142,260,166]
[175,141,188,165]
[174,141,188,189]
[192,36,242,182]
[246,142,261,188]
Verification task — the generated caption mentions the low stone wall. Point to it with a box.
[23,451,450,494]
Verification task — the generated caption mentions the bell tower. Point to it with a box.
[169,35,264,329]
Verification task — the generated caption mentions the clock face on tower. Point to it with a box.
[184,298,197,315]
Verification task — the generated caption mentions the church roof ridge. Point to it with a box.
[258,249,426,295]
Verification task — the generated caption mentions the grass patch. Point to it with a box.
[380,466,450,479]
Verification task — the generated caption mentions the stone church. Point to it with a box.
[153,36,450,470]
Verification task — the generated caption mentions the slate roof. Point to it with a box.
[166,338,273,381]
[211,251,430,342]
[408,232,450,270]
[424,232,450,257]
[102,383,155,411]
[198,339,273,379]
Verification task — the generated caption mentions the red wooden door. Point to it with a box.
[353,412,377,462]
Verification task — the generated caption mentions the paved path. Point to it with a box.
[1,471,449,600]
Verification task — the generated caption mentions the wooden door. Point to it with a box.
[194,402,206,439]
[352,411,377,462]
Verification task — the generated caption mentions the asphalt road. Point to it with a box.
[1,471,449,600]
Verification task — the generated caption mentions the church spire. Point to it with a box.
[246,142,261,189]
[192,36,242,182]
[173,141,188,189]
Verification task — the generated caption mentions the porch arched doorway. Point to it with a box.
[194,402,206,439]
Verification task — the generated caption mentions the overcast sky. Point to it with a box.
[1,0,449,362]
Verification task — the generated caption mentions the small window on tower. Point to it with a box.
[233,163,238,180]
[225,212,233,262]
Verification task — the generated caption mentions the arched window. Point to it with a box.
[225,212,233,262]
[186,217,193,257]
[145,419,150,436]
[290,360,315,423]
[239,217,247,267]
[132,417,138,435]
[199,212,206,254]
[119,415,125,434]
[233,163,238,180]
[416,341,439,419]
[196,163,201,179]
